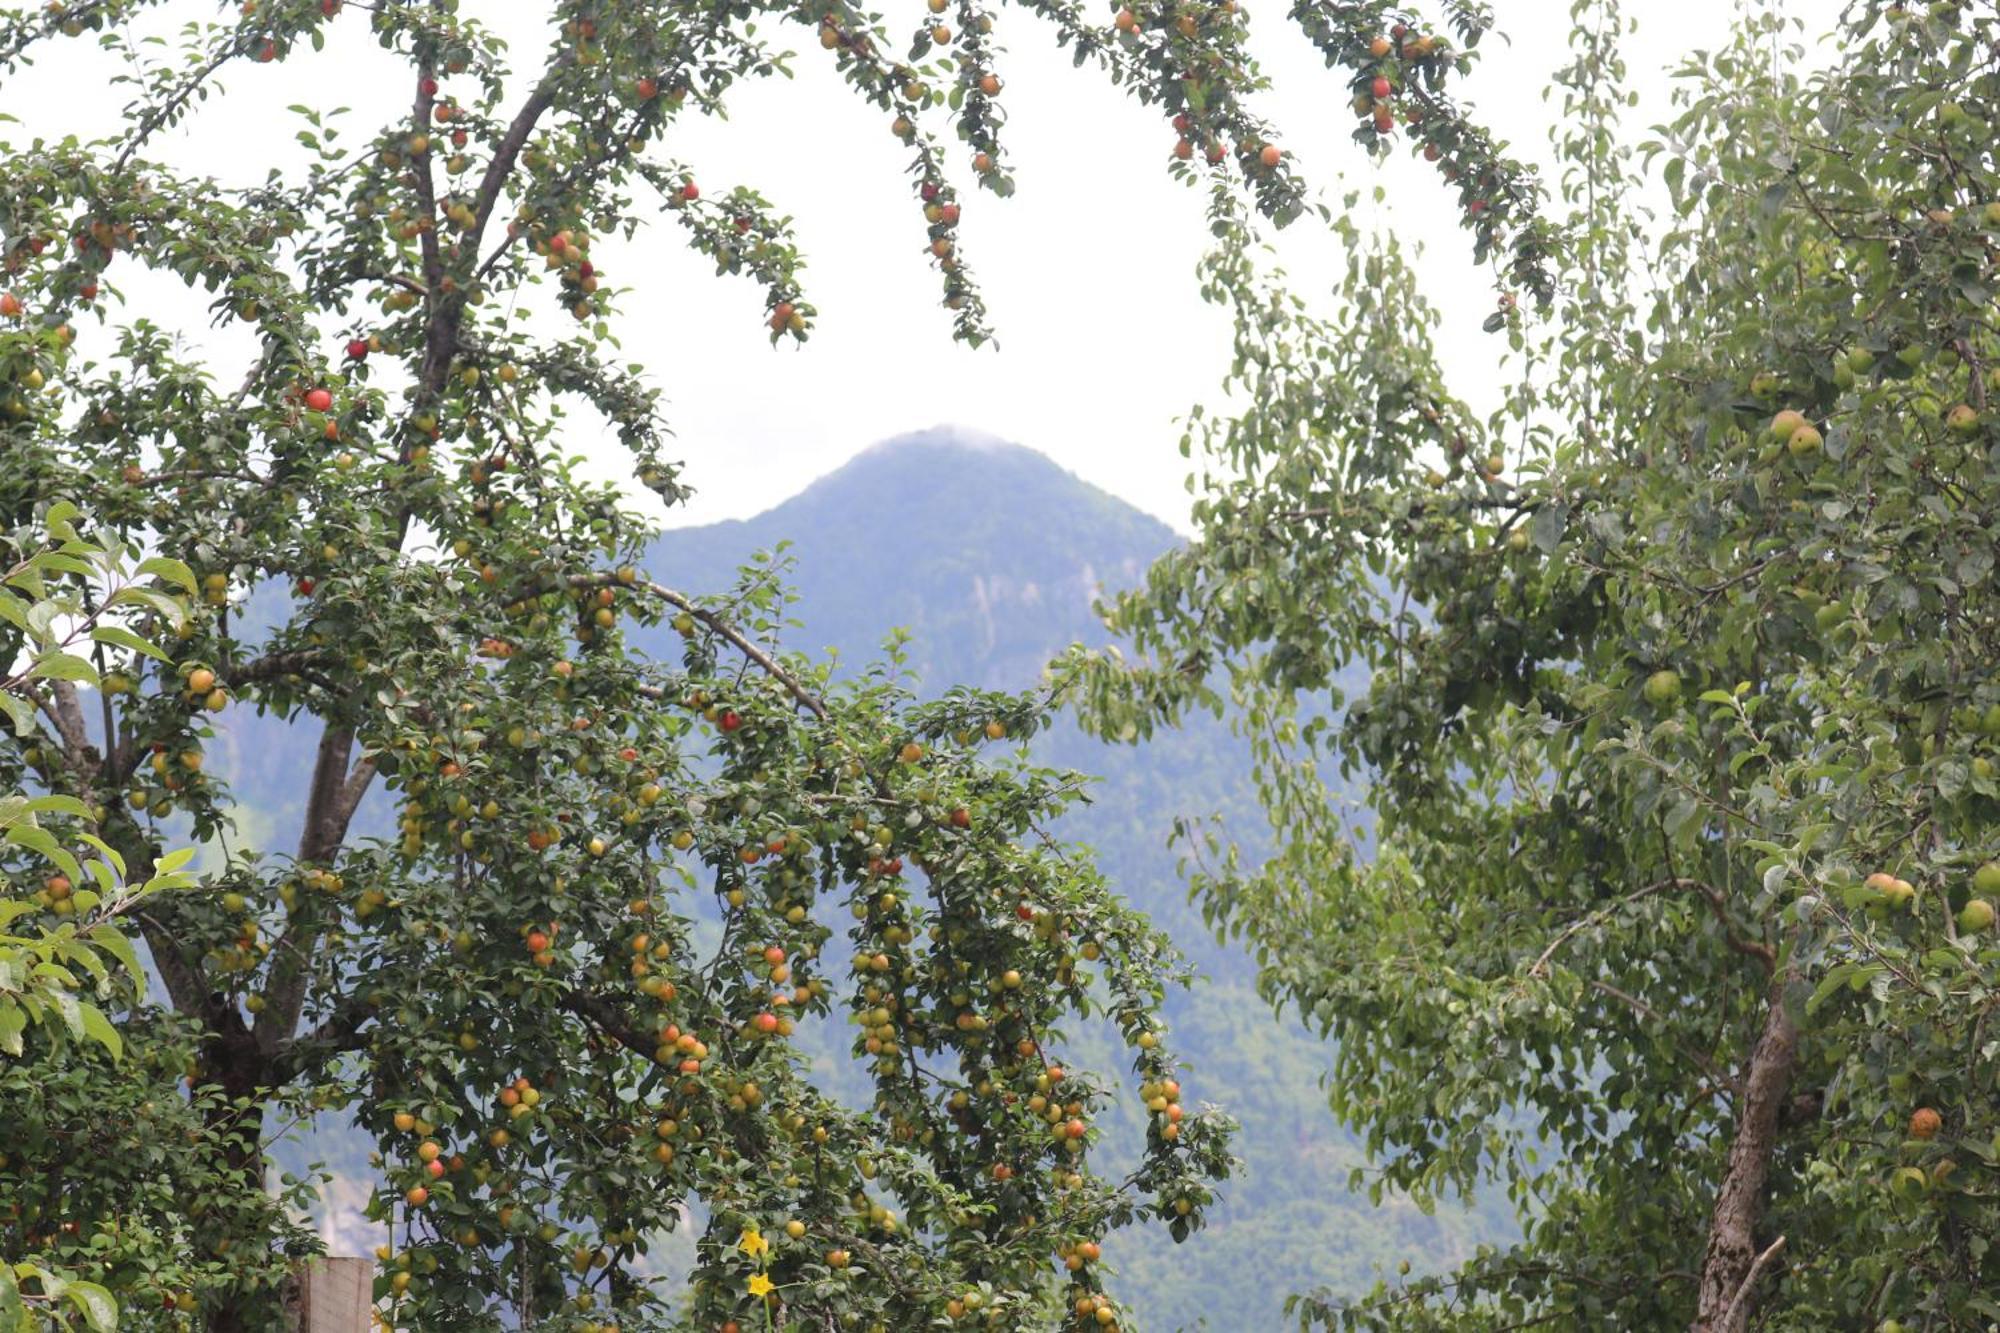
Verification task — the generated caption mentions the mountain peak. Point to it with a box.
[644,428,1177,687]
[858,423,1022,456]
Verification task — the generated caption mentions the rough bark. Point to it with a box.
[254,722,374,1055]
[1691,969,1800,1332]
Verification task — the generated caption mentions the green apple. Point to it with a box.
[1787,423,1824,457]
[1958,898,1995,934]
[1642,669,1682,706]
[1768,409,1808,442]
[1975,862,2000,896]
[1945,404,1979,434]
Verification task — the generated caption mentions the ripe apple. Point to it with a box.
[1259,144,1282,168]
[1768,409,1807,442]
[305,387,333,412]
[1909,1107,1942,1140]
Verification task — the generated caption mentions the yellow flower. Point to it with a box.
[738,1227,769,1259]
[747,1273,774,1298]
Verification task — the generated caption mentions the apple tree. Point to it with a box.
[0,0,1554,1329]
[1067,1,2000,1328]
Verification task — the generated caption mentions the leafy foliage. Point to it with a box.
[0,513,272,1331]
[1068,1,2000,1328]
[0,0,1575,1322]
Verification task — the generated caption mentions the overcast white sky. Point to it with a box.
[0,0,1841,533]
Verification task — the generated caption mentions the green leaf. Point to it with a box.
[49,987,83,1040]
[136,555,197,592]
[19,795,90,819]
[25,651,99,685]
[0,694,34,737]
[78,1004,122,1061]
[0,1003,24,1057]
[86,926,141,980]
[1807,963,1855,1015]
[65,1281,116,1332]
[6,823,81,883]
[90,623,172,662]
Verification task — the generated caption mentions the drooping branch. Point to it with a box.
[551,572,830,721]
[1530,877,1773,978]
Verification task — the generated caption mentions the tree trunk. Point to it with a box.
[1691,969,1800,1332]
[201,1010,272,1333]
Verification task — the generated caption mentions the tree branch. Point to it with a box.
[1718,1234,1786,1333]
[256,724,376,1054]
[43,679,100,778]
[468,74,562,254]
[1586,979,1737,1098]
[1530,877,1772,977]
[571,575,829,720]
[223,649,333,688]
[560,988,659,1058]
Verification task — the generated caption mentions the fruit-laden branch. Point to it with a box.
[558,989,660,1061]
[407,57,446,305]
[467,74,562,251]
[564,573,830,721]
[222,649,334,688]
[1691,961,1801,1331]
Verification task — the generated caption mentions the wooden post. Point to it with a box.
[285,1257,373,1333]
